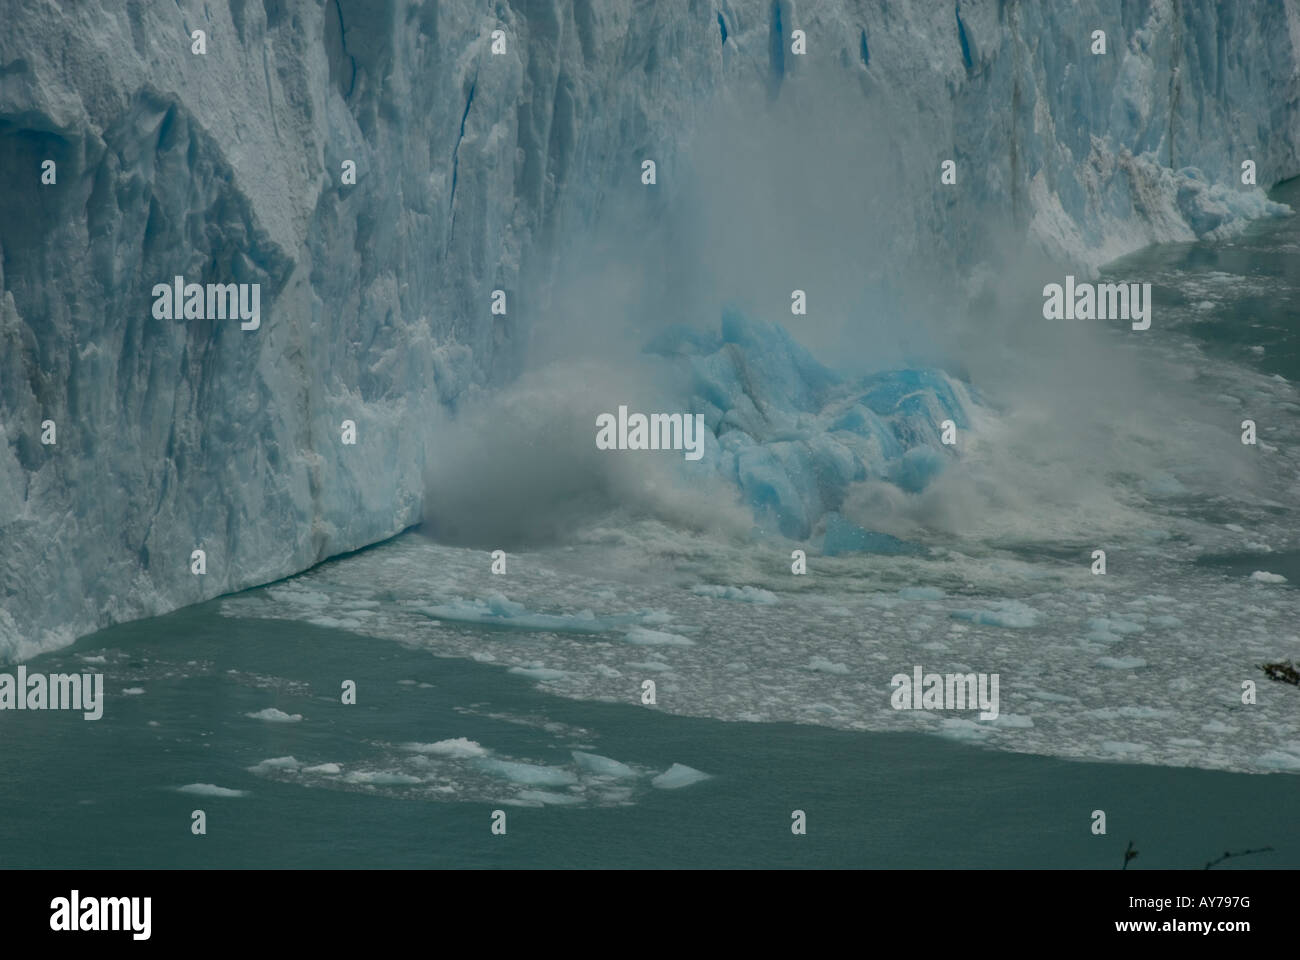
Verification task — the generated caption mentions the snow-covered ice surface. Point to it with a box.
[4,0,1300,660]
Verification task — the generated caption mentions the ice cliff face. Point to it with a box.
[2,0,1298,658]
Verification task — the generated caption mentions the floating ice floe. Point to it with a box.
[951,600,1040,628]
[937,719,989,741]
[1250,571,1288,583]
[1257,745,1300,771]
[626,660,674,672]
[508,665,568,681]
[177,783,247,798]
[1102,741,1148,756]
[245,707,303,723]
[1087,617,1144,638]
[625,627,693,646]
[691,584,779,604]
[1096,656,1147,670]
[343,771,423,786]
[571,751,637,779]
[474,758,579,787]
[249,756,301,773]
[650,763,711,789]
[516,790,584,805]
[417,592,649,634]
[399,738,489,758]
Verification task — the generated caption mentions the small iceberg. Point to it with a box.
[244,707,303,723]
[475,758,578,787]
[177,783,247,798]
[400,738,489,758]
[651,763,712,789]
[571,751,637,779]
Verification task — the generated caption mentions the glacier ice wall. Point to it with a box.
[1,0,1298,658]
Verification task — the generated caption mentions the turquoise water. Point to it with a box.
[0,603,1296,869]
[4,183,1300,870]
[1109,177,1300,584]
[1107,178,1300,382]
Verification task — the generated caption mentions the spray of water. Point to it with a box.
[422,65,1264,552]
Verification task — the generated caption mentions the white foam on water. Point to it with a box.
[343,771,424,785]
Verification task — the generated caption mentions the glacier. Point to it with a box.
[2,0,1299,659]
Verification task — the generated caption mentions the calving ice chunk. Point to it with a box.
[1042,275,1152,330]
[595,405,706,461]
[151,275,261,330]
